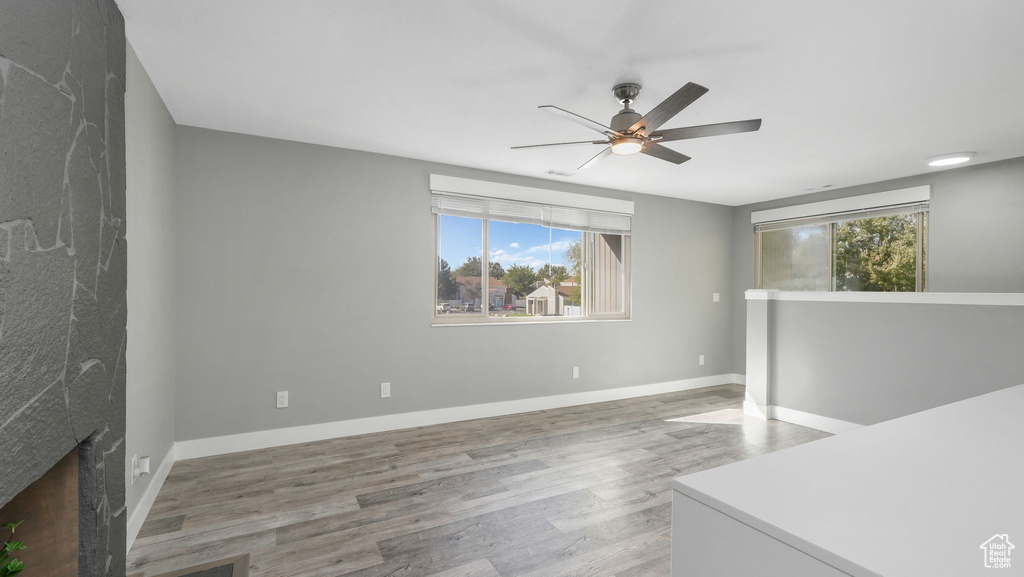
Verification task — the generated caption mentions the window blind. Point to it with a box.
[431,192,632,235]
[754,201,929,233]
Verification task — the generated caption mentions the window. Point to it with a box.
[759,224,830,291]
[431,176,631,324]
[832,212,925,291]
[487,220,584,318]
[754,189,929,292]
[436,214,483,317]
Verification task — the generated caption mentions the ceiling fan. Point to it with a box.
[512,82,761,170]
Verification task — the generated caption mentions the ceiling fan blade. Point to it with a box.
[511,140,608,150]
[578,146,612,170]
[651,119,762,142]
[641,143,691,165]
[628,82,709,135]
[540,105,622,137]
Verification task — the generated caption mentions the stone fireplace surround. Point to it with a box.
[0,1,128,576]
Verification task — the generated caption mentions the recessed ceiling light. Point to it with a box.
[925,152,975,167]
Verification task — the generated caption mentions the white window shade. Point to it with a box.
[431,193,632,235]
[430,193,544,225]
[751,186,929,227]
[754,201,929,233]
[545,205,631,234]
[430,174,633,235]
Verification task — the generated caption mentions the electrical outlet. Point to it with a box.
[713,292,720,302]
[130,454,138,485]
[381,382,391,398]
[699,355,705,366]
[276,391,289,408]
[572,366,580,380]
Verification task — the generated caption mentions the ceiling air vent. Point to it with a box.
[544,169,576,178]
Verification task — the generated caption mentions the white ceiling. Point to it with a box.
[119,0,1024,206]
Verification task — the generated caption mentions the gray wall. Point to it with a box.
[173,126,735,441]
[769,300,1024,424]
[733,157,1024,373]
[0,1,128,575]
[125,43,176,521]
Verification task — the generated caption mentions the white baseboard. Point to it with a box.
[769,405,862,435]
[175,373,747,460]
[127,442,176,552]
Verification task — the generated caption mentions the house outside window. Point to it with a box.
[432,175,631,324]
[753,187,929,292]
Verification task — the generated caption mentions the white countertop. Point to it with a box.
[673,384,1024,577]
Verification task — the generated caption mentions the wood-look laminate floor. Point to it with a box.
[127,384,828,577]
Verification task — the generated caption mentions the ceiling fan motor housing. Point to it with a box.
[611,110,642,134]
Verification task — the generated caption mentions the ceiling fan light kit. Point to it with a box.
[513,81,762,171]
[611,137,643,155]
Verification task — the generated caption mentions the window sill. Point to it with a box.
[431,316,631,327]
[745,289,1024,307]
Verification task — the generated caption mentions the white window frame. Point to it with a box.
[752,186,930,292]
[430,176,632,326]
